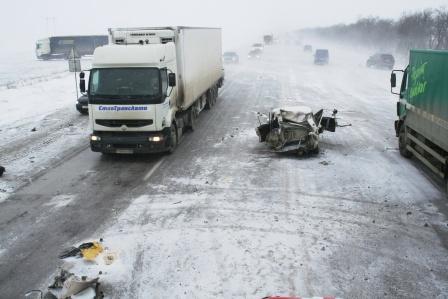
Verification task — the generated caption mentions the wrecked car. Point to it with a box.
[256,106,337,155]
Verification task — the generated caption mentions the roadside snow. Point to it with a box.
[0,58,90,202]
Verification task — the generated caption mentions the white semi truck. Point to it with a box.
[79,27,224,154]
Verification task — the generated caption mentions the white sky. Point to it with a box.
[2,0,447,52]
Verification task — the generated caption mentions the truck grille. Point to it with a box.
[96,119,153,128]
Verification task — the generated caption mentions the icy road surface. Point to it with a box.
[0,45,448,298]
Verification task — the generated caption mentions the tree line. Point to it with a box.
[299,8,448,53]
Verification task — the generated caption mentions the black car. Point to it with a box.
[314,49,329,65]
[76,95,88,115]
[304,45,312,52]
[248,49,262,60]
[366,53,395,69]
[223,51,239,64]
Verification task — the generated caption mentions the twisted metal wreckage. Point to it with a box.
[256,106,341,155]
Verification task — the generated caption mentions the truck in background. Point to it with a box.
[36,35,108,60]
[391,49,448,192]
[80,27,224,154]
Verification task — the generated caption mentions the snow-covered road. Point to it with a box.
[0,45,447,298]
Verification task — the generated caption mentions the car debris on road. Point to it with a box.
[26,268,102,299]
[256,106,338,155]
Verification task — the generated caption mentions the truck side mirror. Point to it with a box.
[168,73,176,87]
[80,71,86,93]
[390,72,396,88]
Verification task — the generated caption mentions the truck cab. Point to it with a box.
[391,50,448,193]
[85,44,177,154]
[81,27,223,155]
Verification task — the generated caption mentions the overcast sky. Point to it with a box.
[2,0,447,53]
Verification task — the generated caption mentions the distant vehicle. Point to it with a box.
[35,35,108,60]
[223,52,239,64]
[248,49,262,59]
[390,49,448,193]
[82,27,224,154]
[263,34,274,45]
[314,49,329,65]
[367,53,395,69]
[252,43,264,51]
[304,45,312,52]
[76,95,88,115]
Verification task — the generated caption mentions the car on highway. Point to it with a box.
[252,43,264,51]
[75,95,88,115]
[367,53,395,69]
[303,44,312,52]
[248,48,262,60]
[223,51,239,64]
[314,49,329,65]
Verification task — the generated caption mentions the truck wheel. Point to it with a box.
[167,123,178,154]
[205,90,214,110]
[188,109,197,131]
[80,108,88,115]
[213,87,218,104]
[310,145,320,155]
[398,125,412,158]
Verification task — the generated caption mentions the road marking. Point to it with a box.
[143,158,165,181]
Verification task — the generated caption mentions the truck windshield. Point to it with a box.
[89,68,161,98]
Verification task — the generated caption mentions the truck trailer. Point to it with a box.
[391,49,448,192]
[36,35,108,60]
[80,27,224,154]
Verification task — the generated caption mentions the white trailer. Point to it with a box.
[80,27,224,154]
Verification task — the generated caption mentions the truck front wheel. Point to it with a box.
[398,124,412,158]
[167,123,178,154]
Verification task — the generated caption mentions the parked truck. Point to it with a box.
[36,35,108,60]
[391,49,448,192]
[79,27,224,154]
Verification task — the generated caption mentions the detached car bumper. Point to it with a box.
[90,128,172,154]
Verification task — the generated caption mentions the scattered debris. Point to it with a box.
[0,166,5,177]
[60,275,99,298]
[42,268,102,299]
[319,161,330,166]
[424,223,429,227]
[406,211,412,216]
[80,242,103,261]
[256,107,339,155]
[31,127,37,132]
[59,241,103,261]
[59,247,81,259]
[49,269,74,289]
[103,251,118,265]
[173,201,182,205]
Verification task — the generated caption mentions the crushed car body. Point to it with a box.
[256,106,338,155]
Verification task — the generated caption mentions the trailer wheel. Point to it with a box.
[167,123,178,154]
[445,178,448,195]
[205,90,214,110]
[310,145,320,155]
[398,125,412,158]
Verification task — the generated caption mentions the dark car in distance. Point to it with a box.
[304,45,312,52]
[248,48,262,60]
[76,95,88,115]
[223,52,239,64]
[314,49,329,65]
[367,53,395,69]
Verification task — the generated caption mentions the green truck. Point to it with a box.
[391,50,448,192]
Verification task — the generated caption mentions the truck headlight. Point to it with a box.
[91,135,101,141]
[148,136,162,142]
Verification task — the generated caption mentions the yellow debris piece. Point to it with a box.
[80,242,103,261]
